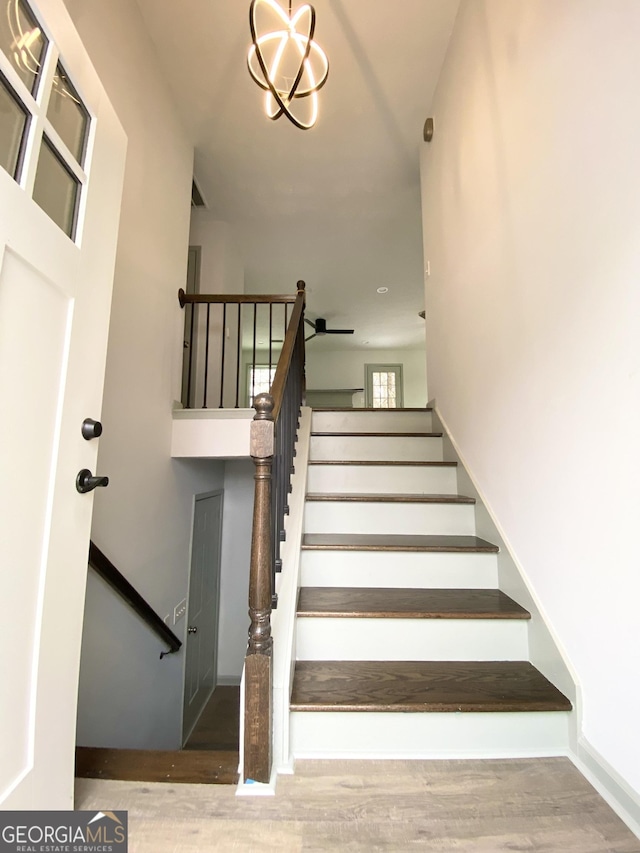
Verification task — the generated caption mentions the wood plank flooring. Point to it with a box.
[76,686,241,786]
[307,459,458,466]
[311,431,443,437]
[311,407,434,412]
[74,758,640,851]
[297,587,530,619]
[290,661,572,712]
[302,533,500,552]
[305,493,475,503]
[184,685,240,751]
[75,747,238,784]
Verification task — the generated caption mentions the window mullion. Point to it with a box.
[20,40,58,195]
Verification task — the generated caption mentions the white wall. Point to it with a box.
[185,211,246,407]
[189,212,244,295]
[306,347,428,407]
[421,0,640,796]
[68,0,226,749]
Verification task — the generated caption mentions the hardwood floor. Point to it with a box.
[305,492,475,503]
[311,431,443,437]
[184,685,240,751]
[75,686,241,786]
[297,587,530,619]
[307,459,458,466]
[290,661,572,712]
[302,533,500,552]
[75,758,640,851]
[75,747,238,784]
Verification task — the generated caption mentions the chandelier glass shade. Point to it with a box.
[247,0,329,130]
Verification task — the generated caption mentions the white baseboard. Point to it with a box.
[570,738,640,840]
[235,764,278,797]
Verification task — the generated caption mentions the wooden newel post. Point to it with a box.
[244,392,274,783]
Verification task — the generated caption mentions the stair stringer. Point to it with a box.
[269,405,312,777]
[431,403,580,749]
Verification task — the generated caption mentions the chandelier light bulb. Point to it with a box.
[248,0,329,130]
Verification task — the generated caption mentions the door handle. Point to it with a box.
[76,468,109,493]
[187,626,198,635]
[81,418,103,440]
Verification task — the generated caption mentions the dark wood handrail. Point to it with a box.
[88,541,182,658]
[178,289,297,306]
[270,281,306,421]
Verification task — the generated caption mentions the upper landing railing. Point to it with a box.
[178,282,306,784]
[178,288,299,410]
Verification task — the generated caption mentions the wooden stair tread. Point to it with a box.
[302,534,499,553]
[75,746,238,785]
[311,431,443,438]
[290,661,572,713]
[306,493,474,504]
[311,407,433,412]
[308,460,457,467]
[297,588,529,619]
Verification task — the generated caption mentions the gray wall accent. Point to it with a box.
[217,459,254,681]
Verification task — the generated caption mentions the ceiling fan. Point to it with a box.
[304,317,355,342]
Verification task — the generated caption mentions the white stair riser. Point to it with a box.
[300,551,499,589]
[307,464,457,495]
[310,435,443,462]
[296,618,528,661]
[290,711,570,758]
[304,501,476,536]
[312,411,433,433]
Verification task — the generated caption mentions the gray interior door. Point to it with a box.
[182,490,223,743]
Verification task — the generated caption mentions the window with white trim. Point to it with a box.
[0,0,91,240]
[365,363,404,409]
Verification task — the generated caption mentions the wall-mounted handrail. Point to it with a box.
[88,541,182,659]
[244,280,306,784]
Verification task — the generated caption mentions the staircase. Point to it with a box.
[289,407,572,759]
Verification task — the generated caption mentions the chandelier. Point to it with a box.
[247,0,329,130]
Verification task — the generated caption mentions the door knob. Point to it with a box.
[187,626,198,635]
[76,468,109,493]
[81,418,103,440]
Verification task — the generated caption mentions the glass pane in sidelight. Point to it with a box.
[32,136,79,238]
[371,371,398,409]
[47,64,89,165]
[0,0,47,95]
[0,74,29,178]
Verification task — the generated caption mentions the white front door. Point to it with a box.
[0,0,126,809]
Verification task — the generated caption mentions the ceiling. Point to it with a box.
[135,0,460,349]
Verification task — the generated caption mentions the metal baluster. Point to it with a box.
[269,303,273,382]
[235,303,241,408]
[219,303,227,408]
[203,304,210,408]
[186,302,195,409]
[252,302,257,406]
